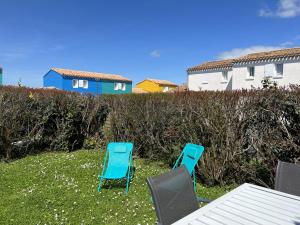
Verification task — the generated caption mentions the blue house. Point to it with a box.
[43,68,132,94]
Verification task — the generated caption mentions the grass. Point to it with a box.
[0,150,235,225]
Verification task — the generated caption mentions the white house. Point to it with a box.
[187,47,300,91]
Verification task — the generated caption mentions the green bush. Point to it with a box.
[1,86,300,187]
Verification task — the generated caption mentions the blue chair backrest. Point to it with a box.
[107,142,133,168]
[180,143,205,175]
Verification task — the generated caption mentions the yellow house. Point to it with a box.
[135,79,178,93]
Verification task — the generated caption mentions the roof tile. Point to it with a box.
[146,79,177,86]
[234,47,300,63]
[187,47,300,72]
[187,59,234,72]
[52,68,131,82]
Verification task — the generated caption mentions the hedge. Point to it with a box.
[0,86,108,159]
[1,86,300,187]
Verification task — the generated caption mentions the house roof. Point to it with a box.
[138,78,177,86]
[234,47,300,63]
[52,68,132,82]
[187,59,234,72]
[132,87,149,94]
[187,47,300,72]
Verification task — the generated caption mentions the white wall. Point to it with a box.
[232,64,265,90]
[232,60,300,90]
[274,60,300,87]
[188,60,300,91]
[188,70,233,91]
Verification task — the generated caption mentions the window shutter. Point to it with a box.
[264,64,274,77]
[72,79,78,88]
[78,80,84,88]
[83,80,88,89]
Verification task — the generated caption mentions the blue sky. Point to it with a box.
[0,0,300,87]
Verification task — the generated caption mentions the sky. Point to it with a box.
[0,0,300,87]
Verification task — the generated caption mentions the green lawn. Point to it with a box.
[0,150,234,225]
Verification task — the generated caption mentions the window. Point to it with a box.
[276,64,283,77]
[114,82,125,91]
[222,71,228,82]
[121,83,126,91]
[78,80,88,89]
[72,79,78,88]
[114,83,119,90]
[83,80,88,89]
[163,86,169,92]
[248,67,255,78]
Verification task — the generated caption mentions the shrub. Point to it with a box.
[103,89,300,187]
[1,86,300,187]
[0,86,108,159]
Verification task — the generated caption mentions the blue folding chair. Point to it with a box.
[173,143,205,192]
[98,142,134,194]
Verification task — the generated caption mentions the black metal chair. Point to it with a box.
[275,161,300,197]
[147,166,210,225]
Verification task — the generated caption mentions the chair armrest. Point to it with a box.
[197,196,212,203]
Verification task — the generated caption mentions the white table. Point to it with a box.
[173,183,300,225]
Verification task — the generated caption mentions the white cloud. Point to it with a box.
[218,46,282,59]
[259,0,300,18]
[150,50,161,58]
[280,41,294,46]
[218,37,300,60]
